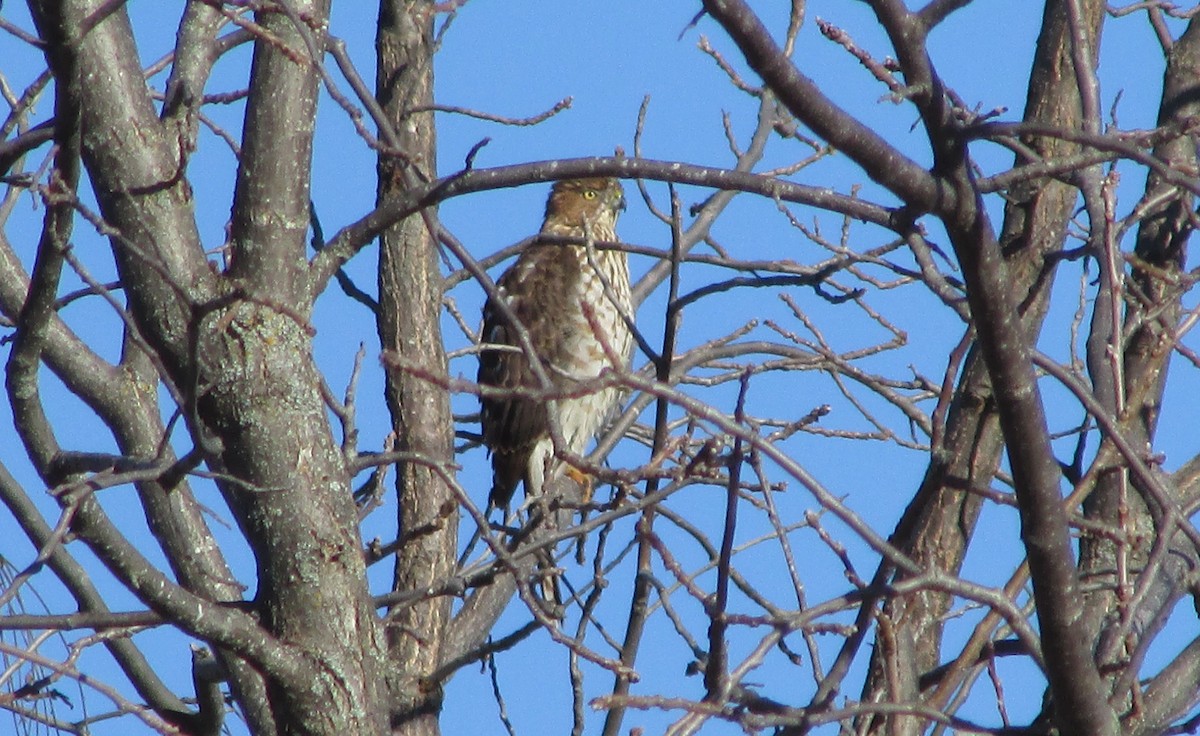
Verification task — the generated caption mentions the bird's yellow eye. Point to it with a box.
[582,190,598,200]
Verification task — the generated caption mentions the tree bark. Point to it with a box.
[859,3,1106,732]
[25,2,392,733]
[376,2,457,733]
[1080,14,1200,723]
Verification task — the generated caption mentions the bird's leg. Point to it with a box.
[565,465,595,503]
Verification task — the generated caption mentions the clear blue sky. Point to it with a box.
[1,2,1195,734]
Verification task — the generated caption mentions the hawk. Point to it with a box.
[478,177,633,513]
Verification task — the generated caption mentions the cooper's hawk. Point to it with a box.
[478,177,633,513]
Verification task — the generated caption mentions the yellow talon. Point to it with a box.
[566,466,594,502]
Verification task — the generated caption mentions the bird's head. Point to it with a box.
[542,177,626,234]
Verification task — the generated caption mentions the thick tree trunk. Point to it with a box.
[376,2,457,734]
[857,1,1105,732]
[1080,15,1200,722]
[26,1,392,733]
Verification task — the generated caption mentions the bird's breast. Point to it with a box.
[554,249,632,375]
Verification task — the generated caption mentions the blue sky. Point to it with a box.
[2,2,1198,734]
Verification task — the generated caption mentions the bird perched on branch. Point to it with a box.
[478,177,634,514]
